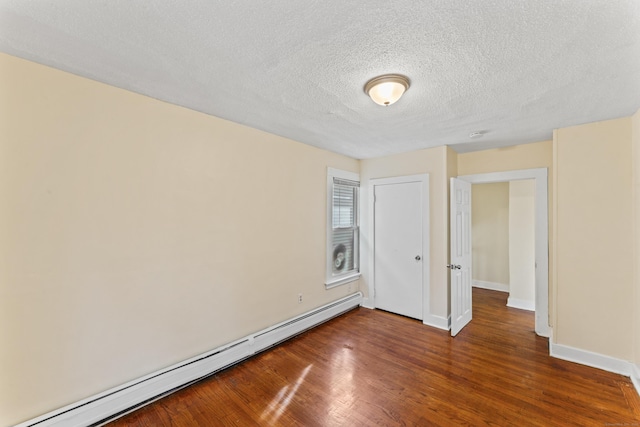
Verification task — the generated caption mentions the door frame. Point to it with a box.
[457,168,550,337]
[368,174,430,322]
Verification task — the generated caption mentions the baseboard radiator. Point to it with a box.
[17,292,363,427]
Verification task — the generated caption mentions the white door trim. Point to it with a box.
[368,174,430,322]
[457,168,550,337]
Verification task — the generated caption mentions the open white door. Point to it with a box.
[450,177,472,336]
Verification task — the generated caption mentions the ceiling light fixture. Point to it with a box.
[364,74,410,106]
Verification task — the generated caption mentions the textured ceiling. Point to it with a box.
[1,1,639,159]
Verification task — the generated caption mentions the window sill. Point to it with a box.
[325,273,361,289]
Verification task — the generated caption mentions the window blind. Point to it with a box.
[332,178,358,229]
[331,177,359,275]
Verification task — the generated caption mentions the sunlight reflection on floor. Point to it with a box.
[327,345,356,422]
[261,364,313,425]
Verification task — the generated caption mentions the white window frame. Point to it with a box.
[325,167,361,289]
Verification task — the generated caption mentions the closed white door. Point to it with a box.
[450,177,472,336]
[374,181,423,320]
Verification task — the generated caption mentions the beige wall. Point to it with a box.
[446,147,459,184]
[633,109,640,366]
[360,146,450,321]
[0,53,359,426]
[553,117,633,360]
[471,183,510,285]
[509,180,536,304]
[457,140,553,176]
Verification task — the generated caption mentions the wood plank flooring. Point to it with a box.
[106,289,640,426]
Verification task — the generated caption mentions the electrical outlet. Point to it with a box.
[298,293,303,303]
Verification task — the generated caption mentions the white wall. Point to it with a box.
[508,180,536,310]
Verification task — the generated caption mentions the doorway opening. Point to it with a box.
[457,168,549,337]
[472,180,536,311]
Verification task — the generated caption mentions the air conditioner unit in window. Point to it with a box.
[332,243,347,274]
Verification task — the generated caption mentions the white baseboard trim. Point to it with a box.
[506,297,535,311]
[360,297,375,309]
[472,280,509,293]
[423,314,450,331]
[16,292,363,427]
[549,342,632,377]
[632,364,640,397]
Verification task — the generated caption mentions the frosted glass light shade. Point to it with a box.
[364,74,410,106]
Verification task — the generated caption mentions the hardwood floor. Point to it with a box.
[106,289,640,426]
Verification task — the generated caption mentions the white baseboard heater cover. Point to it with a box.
[16,292,363,427]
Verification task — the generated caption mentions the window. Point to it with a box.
[326,168,360,288]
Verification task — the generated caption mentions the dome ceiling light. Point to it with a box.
[364,74,410,106]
